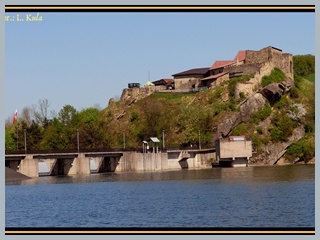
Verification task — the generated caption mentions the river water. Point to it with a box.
[5,165,315,228]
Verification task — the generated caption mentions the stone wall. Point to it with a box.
[281,53,294,79]
[246,46,276,64]
[174,77,200,89]
[234,61,275,99]
[245,46,293,79]
[224,63,261,76]
[213,74,229,87]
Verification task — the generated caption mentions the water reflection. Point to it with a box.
[6,164,314,187]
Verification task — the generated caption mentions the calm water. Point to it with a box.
[5,165,315,228]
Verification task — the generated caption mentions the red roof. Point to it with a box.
[209,60,234,70]
[200,72,228,81]
[163,78,173,83]
[209,50,246,71]
[233,50,246,62]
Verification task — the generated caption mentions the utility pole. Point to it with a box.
[77,129,79,153]
[24,129,27,153]
[16,127,18,150]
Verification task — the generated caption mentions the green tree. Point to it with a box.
[26,120,43,150]
[40,105,79,149]
[293,54,315,77]
[77,108,110,149]
[5,125,16,151]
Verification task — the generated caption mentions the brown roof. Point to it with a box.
[200,72,228,81]
[172,67,209,77]
[152,78,173,85]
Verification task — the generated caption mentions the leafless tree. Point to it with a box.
[21,106,33,126]
[32,98,51,125]
[39,98,50,120]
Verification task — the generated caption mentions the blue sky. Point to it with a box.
[5,12,315,118]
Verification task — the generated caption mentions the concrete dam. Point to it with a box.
[5,149,216,178]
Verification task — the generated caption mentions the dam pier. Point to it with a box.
[5,149,216,178]
[5,136,253,179]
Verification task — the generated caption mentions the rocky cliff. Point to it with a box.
[105,67,314,165]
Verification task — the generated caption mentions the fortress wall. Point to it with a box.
[245,46,293,79]
[246,47,271,64]
[281,53,294,79]
[234,61,275,99]
[224,63,261,76]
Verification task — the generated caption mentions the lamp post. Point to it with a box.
[198,130,201,150]
[162,129,165,149]
[123,131,126,151]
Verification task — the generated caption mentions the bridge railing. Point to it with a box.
[5,146,215,155]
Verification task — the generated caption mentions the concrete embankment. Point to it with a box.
[5,167,31,182]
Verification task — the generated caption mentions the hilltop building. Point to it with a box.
[172,67,210,89]
[172,46,293,90]
[122,46,293,102]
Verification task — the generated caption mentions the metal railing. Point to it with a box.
[5,146,216,155]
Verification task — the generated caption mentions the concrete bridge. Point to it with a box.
[5,149,216,178]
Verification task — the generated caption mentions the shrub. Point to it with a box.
[274,96,290,110]
[130,111,139,122]
[232,123,247,136]
[289,87,300,99]
[228,97,236,111]
[249,104,272,124]
[262,68,286,87]
[294,73,303,89]
[213,102,228,116]
[270,111,296,142]
[285,138,315,161]
[256,127,263,135]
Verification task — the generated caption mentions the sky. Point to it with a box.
[5,11,315,118]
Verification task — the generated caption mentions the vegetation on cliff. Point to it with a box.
[5,55,315,163]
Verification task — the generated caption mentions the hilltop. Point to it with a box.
[103,55,315,165]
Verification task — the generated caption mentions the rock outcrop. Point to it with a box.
[213,93,267,140]
[251,125,305,165]
[120,87,154,106]
[261,83,283,105]
[212,74,301,165]
[260,78,294,105]
[239,93,267,121]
